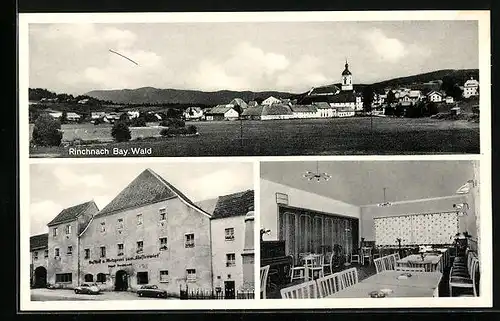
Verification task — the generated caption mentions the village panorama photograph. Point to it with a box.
[27,162,255,301]
[27,19,481,157]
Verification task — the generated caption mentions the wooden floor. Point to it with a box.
[265,262,456,299]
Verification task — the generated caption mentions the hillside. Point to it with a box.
[371,69,479,90]
[86,87,298,105]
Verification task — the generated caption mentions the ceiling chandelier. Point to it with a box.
[377,187,392,207]
[303,161,331,182]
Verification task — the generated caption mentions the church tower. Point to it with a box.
[341,59,353,91]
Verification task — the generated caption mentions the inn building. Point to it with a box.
[34,168,255,297]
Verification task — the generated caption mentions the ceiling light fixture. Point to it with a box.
[377,187,392,207]
[303,161,331,182]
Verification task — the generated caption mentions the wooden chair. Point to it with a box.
[449,257,479,297]
[395,266,425,272]
[306,254,325,281]
[290,261,306,283]
[322,252,334,275]
[280,280,320,299]
[385,254,397,270]
[361,247,373,266]
[260,265,270,299]
[338,267,359,290]
[350,249,361,265]
[316,272,340,297]
[374,257,386,274]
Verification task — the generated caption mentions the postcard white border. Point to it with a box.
[19,10,492,311]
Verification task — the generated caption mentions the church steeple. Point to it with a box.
[341,59,353,91]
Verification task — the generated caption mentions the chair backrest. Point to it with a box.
[393,252,401,261]
[385,254,396,270]
[316,273,340,297]
[338,267,359,290]
[374,257,386,273]
[362,247,372,257]
[260,265,270,295]
[395,266,425,272]
[280,280,319,299]
[314,254,324,267]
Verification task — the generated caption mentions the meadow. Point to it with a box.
[29,117,480,157]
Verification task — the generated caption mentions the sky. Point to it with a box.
[29,162,253,236]
[261,160,476,206]
[29,21,478,95]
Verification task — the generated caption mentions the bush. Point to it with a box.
[186,125,198,134]
[159,125,198,136]
[111,121,131,142]
[160,118,185,128]
[130,117,147,127]
[32,114,63,146]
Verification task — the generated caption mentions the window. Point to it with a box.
[159,270,169,283]
[137,214,143,225]
[225,228,235,241]
[67,246,73,256]
[186,269,196,282]
[55,273,72,283]
[117,218,124,230]
[226,253,236,267]
[65,224,72,235]
[136,241,143,253]
[54,248,60,257]
[44,250,48,258]
[136,272,148,285]
[84,249,90,259]
[53,227,58,237]
[117,243,124,256]
[159,237,168,250]
[185,234,194,248]
[100,222,106,233]
[84,274,93,282]
[100,246,106,258]
[96,273,106,283]
[159,208,166,221]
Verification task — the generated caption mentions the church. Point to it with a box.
[300,60,363,113]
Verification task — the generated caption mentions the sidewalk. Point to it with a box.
[31,288,179,301]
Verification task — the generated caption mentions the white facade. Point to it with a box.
[261,96,281,106]
[445,96,455,104]
[427,91,443,103]
[292,111,317,119]
[355,95,363,111]
[316,108,336,118]
[260,114,294,120]
[183,108,204,120]
[463,78,479,98]
[337,110,355,117]
[224,108,240,120]
[210,216,246,293]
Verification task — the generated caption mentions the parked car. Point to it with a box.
[74,283,101,295]
[136,285,168,298]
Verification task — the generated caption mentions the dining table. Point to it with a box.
[396,253,443,272]
[326,270,442,298]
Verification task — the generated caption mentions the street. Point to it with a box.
[31,288,179,301]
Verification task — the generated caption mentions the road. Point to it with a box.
[31,288,179,301]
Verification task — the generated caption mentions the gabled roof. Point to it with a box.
[30,233,48,251]
[211,190,254,220]
[312,102,332,109]
[94,169,210,218]
[308,84,341,96]
[262,104,293,116]
[47,201,97,227]
[229,98,248,109]
[241,105,264,116]
[184,107,203,113]
[206,105,235,115]
[290,105,318,113]
[427,90,443,96]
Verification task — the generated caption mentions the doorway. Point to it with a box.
[224,281,235,299]
[115,270,129,291]
[34,266,47,288]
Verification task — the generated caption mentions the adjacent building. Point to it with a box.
[205,105,240,121]
[183,107,204,121]
[30,233,49,288]
[261,96,282,106]
[463,77,479,98]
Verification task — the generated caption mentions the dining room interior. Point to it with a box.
[259,160,481,300]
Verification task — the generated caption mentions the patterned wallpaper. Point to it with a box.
[374,212,459,246]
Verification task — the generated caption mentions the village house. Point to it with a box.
[260,104,294,120]
[205,105,240,121]
[427,90,444,103]
[30,233,49,288]
[445,96,455,104]
[463,77,479,98]
[48,111,63,119]
[183,107,204,121]
[241,105,264,120]
[229,98,249,113]
[78,98,90,104]
[261,96,282,106]
[66,112,82,122]
[91,112,106,120]
[127,111,140,119]
[33,169,255,298]
[336,106,356,118]
[313,102,336,118]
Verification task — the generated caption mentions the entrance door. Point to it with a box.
[224,281,235,299]
[115,270,129,291]
[34,267,47,288]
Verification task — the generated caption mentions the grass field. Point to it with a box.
[29,117,480,157]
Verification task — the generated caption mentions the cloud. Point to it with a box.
[53,167,105,189]
[362,28,431,63]
[189,42,326,92]
[30,200,63,235]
